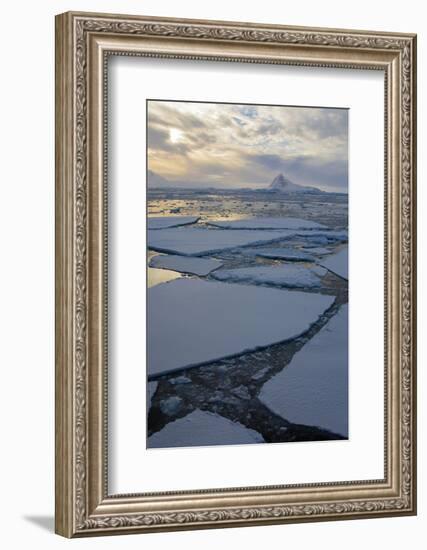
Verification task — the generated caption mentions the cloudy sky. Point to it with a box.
[147,100,348,193]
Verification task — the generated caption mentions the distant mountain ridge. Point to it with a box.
[148,170,324,194]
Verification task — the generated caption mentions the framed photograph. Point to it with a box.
[55,11,417,537]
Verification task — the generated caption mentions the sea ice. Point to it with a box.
[251,367,269,381]
[298,235,330,246]
[148,278,334,376]
[208,217,326,230]
[301,247,332,255]
[212,264,324,288]
[147,381,158,410]
[311,265,328,277]
[148,227,297,256]
[259,304,348,437]
[231,385,251,400]
[169,375,192,385]
[296,229,348,243]
[159,396,183,416]
[319,247,348,280]
[149,254,223,276]
[148,410,264,448]
[241,247,315,262]
[148,216,200,230]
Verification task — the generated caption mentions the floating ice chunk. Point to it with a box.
[298,235,329,246]
[208,217,326,230]
[169,375,192,385]
[296,229,348,243]
[311,265,327,277]
[148,410,264,448]
[149,254,223,276]
[251,367,269,381]
[159,396,183,416]
[148,278,334,376]
[148,216,200,229]
[241,247,315,262]
[319,247,348,280]
[148,227,297,256]
[147,382,158,409]
[231,385,251,400]
[212,264,324,288]
[259,305,348,437]
[301,247,332,255]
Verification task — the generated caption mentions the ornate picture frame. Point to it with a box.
[55,11,417,537]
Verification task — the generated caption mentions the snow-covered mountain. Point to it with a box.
[268,173,321,194]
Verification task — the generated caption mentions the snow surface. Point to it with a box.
[149,254,223,276]
[319,247,348,280]
[212,264,324,288]
[148,278,334,376]
[148,216,200,229]
[208,217,325,230]
[148,410,264,448]
[259,304,348,437]
[148,227,296,256]
[241,247,316,262]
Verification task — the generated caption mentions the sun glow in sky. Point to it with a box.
[169,128,183,143]
[147,100,348,193]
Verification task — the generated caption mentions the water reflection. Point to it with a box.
[148,267,181,288]
[147,250,181,288]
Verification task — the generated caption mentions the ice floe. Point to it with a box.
[148,410,264,448]
[311,265,328,277]
[148,227,296,256]
[208,217,326,230]
[296,229,348,244]
[319,246,348,280]
[148,216,200,229]
[148,278,334,376]
[259,304,348,437]
[241,247,316,262]
[149,254,223,276]
[212,264,325,288]
[301,246,332,255]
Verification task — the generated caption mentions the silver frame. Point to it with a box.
[55,11,417,537]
